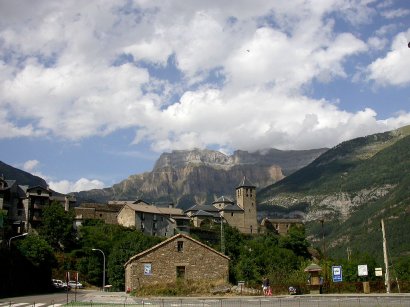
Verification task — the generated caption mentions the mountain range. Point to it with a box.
[2,125,409,263]
[74,148,327,208]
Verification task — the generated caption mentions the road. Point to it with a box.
[1,290,410,307]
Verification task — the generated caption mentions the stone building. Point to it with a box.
[185,177,258,234]
[74,202,124,228]
[124,233,229,291]
[0,176,75,235]
[117,200,190,237]
[260,217,304,235]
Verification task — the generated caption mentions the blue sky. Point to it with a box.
[0,0,409,193]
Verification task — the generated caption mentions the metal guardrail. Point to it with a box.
[62,296,410,307]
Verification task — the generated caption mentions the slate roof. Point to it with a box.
[191,209,220,218]
[220,204,244,212]
[236,176,256,188]
[212,195,234,205]
[122,202,185,216]
[185,204,219,213]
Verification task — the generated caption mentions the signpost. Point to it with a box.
[358,264,370,294]
[332,266,343,282]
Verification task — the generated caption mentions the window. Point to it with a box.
[231,212,234,217]
[140,212,145,220]
[176,266,186,279]
[153,214,157,221]
[177,241,184,252]
[153,222,157,230]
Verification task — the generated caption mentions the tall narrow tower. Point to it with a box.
[236,177,258,234]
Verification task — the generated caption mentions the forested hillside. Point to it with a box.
[258,125,410,262]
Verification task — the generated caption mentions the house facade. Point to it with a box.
[116,200,190,237]
[0,176,75,235]
[124,233,229,291]
[74,202,124,229]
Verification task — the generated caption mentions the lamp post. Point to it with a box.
[8,232,28,247]
[92,248,105,291]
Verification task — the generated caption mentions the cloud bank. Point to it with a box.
[1,1,410,192]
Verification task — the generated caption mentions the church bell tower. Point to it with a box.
[236,177,258,234]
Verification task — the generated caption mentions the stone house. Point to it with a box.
[117,200,190,237]
[124,233,230,291]
[260,217,304,235]
[74,202,124,228]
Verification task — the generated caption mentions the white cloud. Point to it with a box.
[381,8,410,19]
[49,178,105,194]
[23,160,40,172]
[0,0,409,157]
[18,158,106,193]
[367,29,410,86]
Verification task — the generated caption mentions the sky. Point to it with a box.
[0,0,409,194]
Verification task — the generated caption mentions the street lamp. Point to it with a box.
[8,232,28,247]
[92,248,106,291]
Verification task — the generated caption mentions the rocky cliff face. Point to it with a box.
[75,147,327,207]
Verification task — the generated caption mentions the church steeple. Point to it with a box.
[236,176,258,234]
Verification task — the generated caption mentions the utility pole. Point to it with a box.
[320,219,325,259]
[347,247,352,261]
[220,216,225,254]
[381,219,391,293]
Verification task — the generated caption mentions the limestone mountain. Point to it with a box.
[258,125,410,261]
[75,148,327,208]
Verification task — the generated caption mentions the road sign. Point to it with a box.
[332,265,343,282]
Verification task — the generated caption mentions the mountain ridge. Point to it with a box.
[257,125,410,261]
[74,147,327,207]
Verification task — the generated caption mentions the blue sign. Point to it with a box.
[332,265,343,282]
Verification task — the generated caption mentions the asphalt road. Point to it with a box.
[1,290,410,307]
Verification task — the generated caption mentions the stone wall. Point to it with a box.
[125,235,229,291]
[117,206,136,227]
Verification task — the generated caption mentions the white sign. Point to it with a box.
[375,267,383,277]
[358,264,368,277]
[144,263,152,275]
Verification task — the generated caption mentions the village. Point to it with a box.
[0,174,303,292]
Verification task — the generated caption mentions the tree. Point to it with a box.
[279,225,311,259]
[39,201,75,251]
[17,234,56,267]
[108,231,162,290]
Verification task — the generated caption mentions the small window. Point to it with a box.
[177,241,184,252]
[231,212,234,217]
[140,212,145,220]
[153,222,157,230]
[176,266,186,279]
